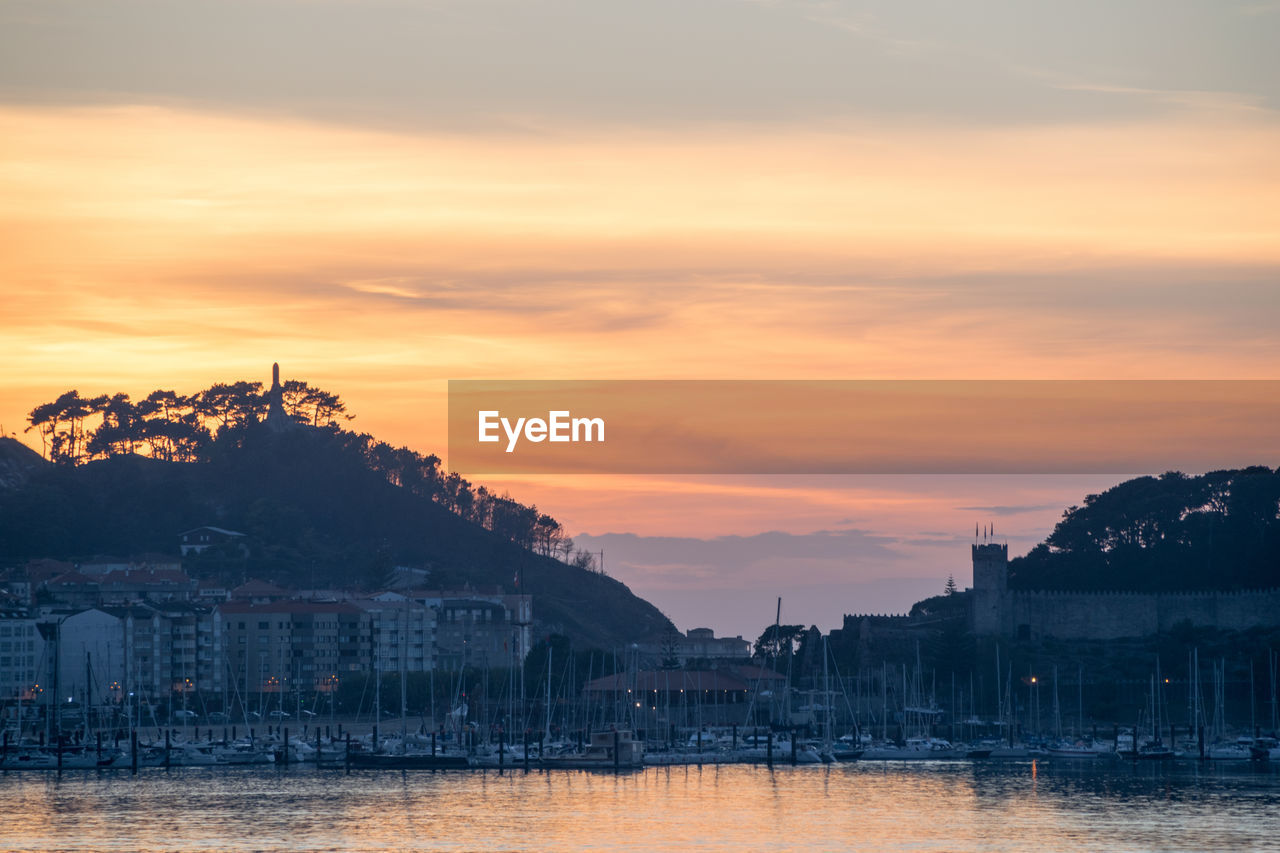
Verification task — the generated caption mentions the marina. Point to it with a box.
[4,716,1280,772]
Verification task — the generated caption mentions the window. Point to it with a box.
[258,621,269,630]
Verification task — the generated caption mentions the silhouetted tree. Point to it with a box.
[659,628,683,670]
[753,624,805,663]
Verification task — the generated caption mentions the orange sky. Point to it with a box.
[3,1,1279,636]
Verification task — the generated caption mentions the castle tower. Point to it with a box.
[972,542,1008,593]
[265,362,289,430]
[970,542,1008,636]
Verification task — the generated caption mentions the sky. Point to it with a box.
[2,1,1278,640]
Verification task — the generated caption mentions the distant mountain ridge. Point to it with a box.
[0,427,672,647]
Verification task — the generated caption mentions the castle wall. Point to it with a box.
[1160,589,1280,634]
[966,540,1280,640]
[1002,589,1280,640]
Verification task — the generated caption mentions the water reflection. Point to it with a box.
[1,761,1277,851]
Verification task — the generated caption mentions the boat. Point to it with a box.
[1206,737,1255,761]
[1118,739,1175,760]
[0,750,57,769]
[61,747,123,768]
[0,746,121,769]
[861,736,965,760]
[469,741,534,767]
[346,750,470,769]
[540,729,644,769]
[831,734,865,761]
[1045,738,1115,759]
[213,740,276,765]
[1249,737,1280,761]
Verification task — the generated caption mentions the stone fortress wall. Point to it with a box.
[969,543,1280,640]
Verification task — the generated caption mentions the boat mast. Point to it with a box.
[373,615,381,748]
[764,597,781,726]
[544,645,552,745]
[400,604,408,749]
[50,617,60,749]
[1052,665,1061,740]
[822,636,831,747]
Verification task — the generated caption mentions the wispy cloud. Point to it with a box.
[956,504,1061,517]
[4,1,1275,128]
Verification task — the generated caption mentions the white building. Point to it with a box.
[0,612,44,709]
[48,608,127,707]
[357,596,438,674]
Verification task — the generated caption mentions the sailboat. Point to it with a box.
[540,728,645,769]
[349,606,469,769]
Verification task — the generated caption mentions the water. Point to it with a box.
[3,761,1279,852]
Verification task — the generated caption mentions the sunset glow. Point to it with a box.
[3,0,1278,636]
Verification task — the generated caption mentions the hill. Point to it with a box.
[1008,466,1280,591]
[0,435,46,490]
[0,425,672,648]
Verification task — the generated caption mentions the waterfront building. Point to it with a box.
[0,610,44,713]
[217,600,369,705]
[355,595,438,675]
[424,592,532,671]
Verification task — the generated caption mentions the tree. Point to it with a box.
[25,390,101,464]
[16,374,573,565]
[752,624,805,663]
[1009,466,1280,592]
[278,379,352,428]
[659,628,683,670]
[85,393,141,458]
[196,381,265,433]
[137,390,196,460]
[570,549,597,572]
[944,574,957,596]
[25,399,61,460]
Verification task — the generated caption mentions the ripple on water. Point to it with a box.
[1,761,1278,852]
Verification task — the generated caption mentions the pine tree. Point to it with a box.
[944,574,957,596]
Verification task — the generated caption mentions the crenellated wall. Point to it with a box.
[967,541,1280,639]
[998,588,1280,640]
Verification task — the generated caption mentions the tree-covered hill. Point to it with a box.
[0,436,45,490]
[1009,467,1280,591]
[0,388,673,648]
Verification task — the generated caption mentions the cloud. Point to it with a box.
[956,504,1062,516]
[574,528,905,590]
[2,1,1275,129]
[572,526,945,637]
